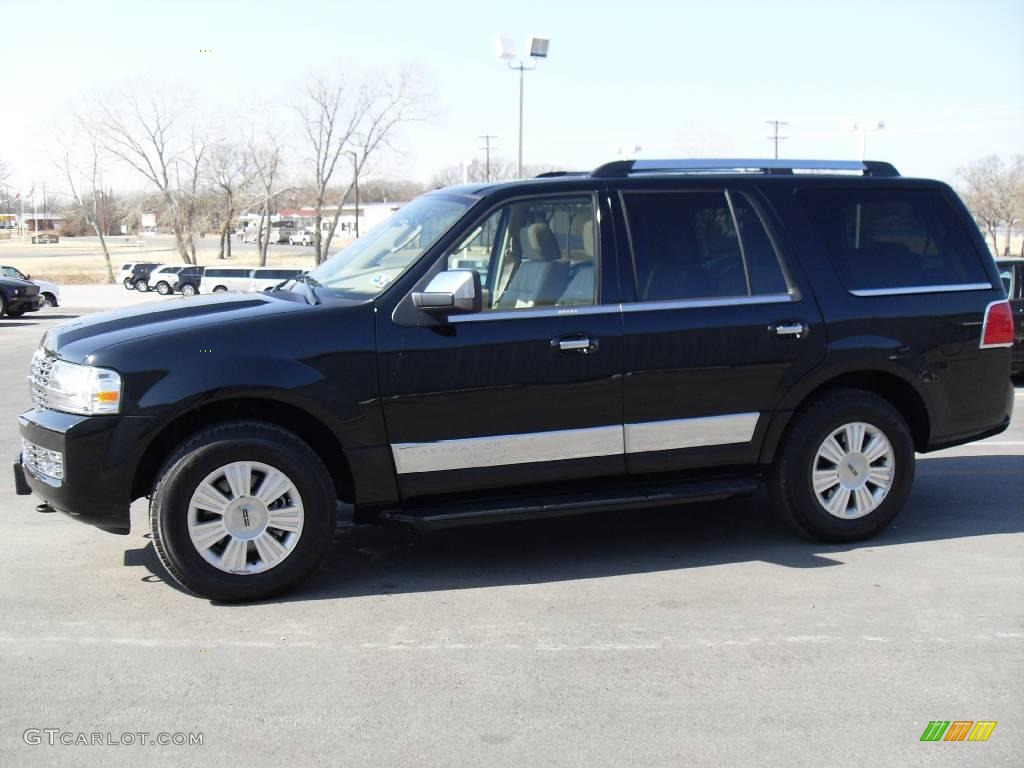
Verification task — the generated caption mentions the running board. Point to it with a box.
[380,477,760,530]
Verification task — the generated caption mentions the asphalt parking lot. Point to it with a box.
[1,310,1021,767]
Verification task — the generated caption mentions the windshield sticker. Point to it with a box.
[370,272,392,288]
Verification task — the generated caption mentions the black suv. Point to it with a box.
[0,277,43,318]
[124,263,161,291]
[173,266,205,297]
[13,159,1015,601]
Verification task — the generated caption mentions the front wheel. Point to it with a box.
[213,286,227,293]
[180,283,197,297]
[123,278,134,290]
[770,389,915,543]
[150,422,337,601]
[135,280,149,292]
[156,282,171,295]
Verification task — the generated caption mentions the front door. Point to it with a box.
[612,185,827,475]
[376,191,626,499]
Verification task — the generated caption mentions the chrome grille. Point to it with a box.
[29,350,56,408]
[21,284,39,297]
[21,438,64,484]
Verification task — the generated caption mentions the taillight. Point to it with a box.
[980,300,1014,349]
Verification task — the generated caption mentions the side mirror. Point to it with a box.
[412,270,482,315]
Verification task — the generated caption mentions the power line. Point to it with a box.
[766,120,788,159]
[479,135,497,181]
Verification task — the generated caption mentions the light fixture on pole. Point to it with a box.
[494,34,550,178]
[844,118,885,161]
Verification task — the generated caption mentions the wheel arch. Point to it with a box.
[132,397,355,505]
[760,368,931,465]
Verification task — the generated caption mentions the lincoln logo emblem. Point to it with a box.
[848,463,859,477]
[242,507,251,527]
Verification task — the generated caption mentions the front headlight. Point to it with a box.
[45,360,122,415]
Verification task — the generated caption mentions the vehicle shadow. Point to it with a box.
[125,454,1024,604]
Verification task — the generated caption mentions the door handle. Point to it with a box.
[553,335,597,353]
[770,321,808,339]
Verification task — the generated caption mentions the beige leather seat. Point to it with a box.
[558,219,596,305]
[496,223,570,308]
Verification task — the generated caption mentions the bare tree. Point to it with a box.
[246,128,287,267]
[957,155,1023,256]
[0,157,10,188]
[207,140,254,260]
[94,83,206,264]
[295,67,427,264]
[52,117,116,283]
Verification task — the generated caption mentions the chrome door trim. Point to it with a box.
[391,425,625,474]
[449,304,621,323]
[624,412,760,454]
[620,294,793,313]
[391,412,764,474]
[848,283,992,297]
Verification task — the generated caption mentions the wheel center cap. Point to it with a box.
[224,497,269,540]
[837,453,869,489]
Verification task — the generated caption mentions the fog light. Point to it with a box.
[21,439,65,485]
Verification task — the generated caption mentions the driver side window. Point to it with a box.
[445,195,597,310]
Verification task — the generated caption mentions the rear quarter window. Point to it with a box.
[797,188,989,293]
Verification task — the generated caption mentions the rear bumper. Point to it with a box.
[923,374,1014,452]
[15,409,145,535]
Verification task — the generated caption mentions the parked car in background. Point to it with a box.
[0,276,43,317]
[248,268,306,292]
[199,267,254,293]
[996,258,1024,376]
[119,262,159,289]
[147,265,184,295]
[127,263,163,291]
[31,232,59,244]
[289,229,315,246]
[173,266,205,297]
[1,265,60,307]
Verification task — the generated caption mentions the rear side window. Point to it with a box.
[797,188,989,293]
[205,269,250,278]
[622,190,789,301]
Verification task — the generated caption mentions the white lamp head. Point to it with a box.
[493,35,516,60]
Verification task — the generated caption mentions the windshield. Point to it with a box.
[307,193,474,299]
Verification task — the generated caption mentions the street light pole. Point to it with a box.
[496,35,549,179]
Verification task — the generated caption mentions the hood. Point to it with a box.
[0,277,37,290]
[45,291,319,362]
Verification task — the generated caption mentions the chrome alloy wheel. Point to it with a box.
[187,461,304,574]
[811,422,894,520]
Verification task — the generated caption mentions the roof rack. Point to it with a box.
[591,158,900,178]
[534,170,588,178]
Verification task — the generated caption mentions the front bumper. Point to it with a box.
[7,294,43,313]
[15,409,148,535]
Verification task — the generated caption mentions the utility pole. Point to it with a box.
[479,135,497,181]
[766,120,788,159]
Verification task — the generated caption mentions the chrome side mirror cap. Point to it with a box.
[412,270,482,315]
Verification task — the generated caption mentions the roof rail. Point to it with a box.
[591,158,900,178]
[534,170,588,178]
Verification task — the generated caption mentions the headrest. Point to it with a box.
[523,223,561,261]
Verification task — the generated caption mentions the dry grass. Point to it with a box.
[0,239,354,284]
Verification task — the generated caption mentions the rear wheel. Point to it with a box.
[180,283,197,297]
[770,389,915,543]
[42,293,57,308]
[135,279,149,292]
[213,285,227,293]
[150,422,337,601]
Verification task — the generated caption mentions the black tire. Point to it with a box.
[213,285,227,293]
[769,389,915,543]
[135,279,149,292]
[0,295,6,317]
[123,278,134,290]
[156,282,171,296]
[150,421,337,602]
[181,283,197,297]
[42,293,57,308]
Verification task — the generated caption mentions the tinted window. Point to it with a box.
[797,188,988,292]
[205,269,251,278]
[624,191,787,301]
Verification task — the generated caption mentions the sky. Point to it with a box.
[1,0,1022,197]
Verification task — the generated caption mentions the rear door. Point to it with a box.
[611,183,827,475]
